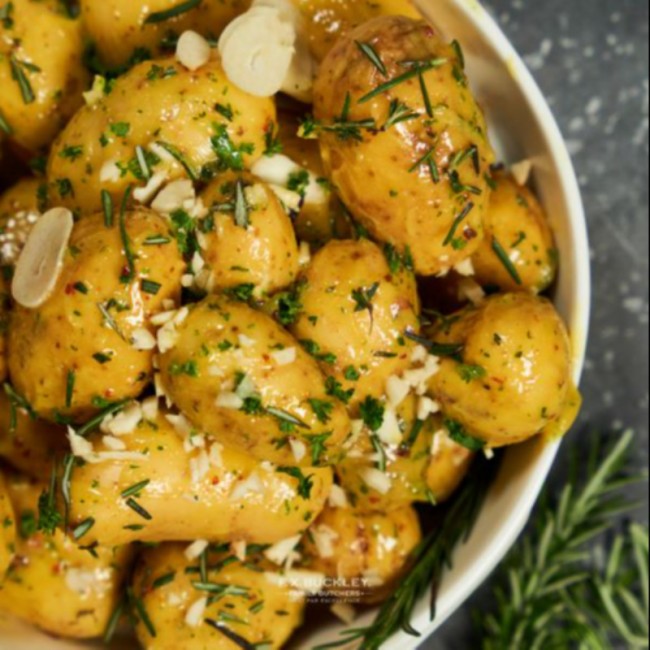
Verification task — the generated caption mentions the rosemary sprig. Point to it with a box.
[144,0,201,24]
[478,430,649,649]
[314,454,499,650]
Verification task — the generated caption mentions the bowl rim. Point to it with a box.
[382,1,592,647]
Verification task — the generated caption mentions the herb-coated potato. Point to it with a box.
[132,543,305,650]
[160,297,351,467]
[0,276,8,383]
[47,56,276,216]
[291,239,419,410]
[338,399,474,512]
[0,177,43,265]
[0,473,133,639]
[0,177,42,381]
[472,171,558,293]
[313,16,495,276]
[81,0,252,70]
[68,410,333,547]
[198,173,299,296]
[0,0,88,153]
[0,392,68,478]
[302,504,421,604]
[427,293,574,447]
[8,209,185,422]
[0,470,16,574]
[296,0,421,61]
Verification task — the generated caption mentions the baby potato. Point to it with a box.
[47,56,276,216]
[296,0,422,61]
[313,16,495,276]
[0,275,9,383]
[132,543,304,650]
[0,471,16,574]
[7,209,185,422]
[159,297,351,467]
[427,293,574,447]
[302,504,421,604]
[291,239,420,410]
[0,473,133,639]
[338,399,474,512]
[68,410,333,547]
[0,0,88,153]
[198,173,299,296]
[472,171,558,293]
[0,391,68,478]
[0,177,42,266]
[82,0,252,70]
[0,178,42,380]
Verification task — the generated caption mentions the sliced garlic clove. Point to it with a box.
[12,207,74,309]
[252,0,301,24]
[282,34,315,103]
[218,6,296,98]
[176,30,212,71]
[252,154,328,205]
[511,159,533,186]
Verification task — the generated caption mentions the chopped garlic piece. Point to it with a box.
[185,539,209,561]
[176,31,211,71]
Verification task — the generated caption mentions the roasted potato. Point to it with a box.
[0,391,68,478]
[426,293,575,447]
[0,0,88,153]
[0,177,43,381]
[0,470,16,574]
[338,398,474,512]
[313,16,495,276]
[47,56,276,216]
[472,171,558,293]
[198,173,299,296]
[296,0,422,61]
[0,178,42,262]
[302,504,421,604]
[0,472,133,639]
[132,543,305,650]
[291,239,420,410]
[7,209,185,422]
[159,296,351,466]
[81,0,252,70]
[67,408,333,547]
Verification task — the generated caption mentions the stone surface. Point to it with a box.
[426,0,649,647]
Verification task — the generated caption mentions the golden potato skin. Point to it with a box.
[303,504,421,604]
[160,297,351,467]
[292,239,419,410]
[0,0,88,152]
[199,173,299,296]
[0,471,16,574]
[8,209,185,422]
[0,392,68,478]
[314,16,495,276]
[81,0,252,70]
[296,0,421,61]
[0,177,43,382]
[47,57,276,215]
[0,474,133,639]
[473,172,558,293]
[427,293,573,447]
[338,401,474,512]
[68,412,333,547]
[132,544,304,650]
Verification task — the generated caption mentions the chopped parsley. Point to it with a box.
[308,399,333,424]
[445,418,485,451]
[325,376,354,404]
[276,467,314,500]
[210,123,255,172]
[457,364,488,383]
[359,396,385,432]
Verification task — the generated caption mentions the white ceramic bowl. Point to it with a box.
[0,1,590,648]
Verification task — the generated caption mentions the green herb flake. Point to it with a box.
[445,418,485,451]
[276,467,314,500]
[359,396,385,432]
[356,41,387,76]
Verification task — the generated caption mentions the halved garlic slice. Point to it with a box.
[176,30,212,71]
[12,207,74,309]
[218,1,315,102]
[219,6,296,98]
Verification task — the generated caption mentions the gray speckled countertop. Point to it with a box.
[427,0,649,647]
